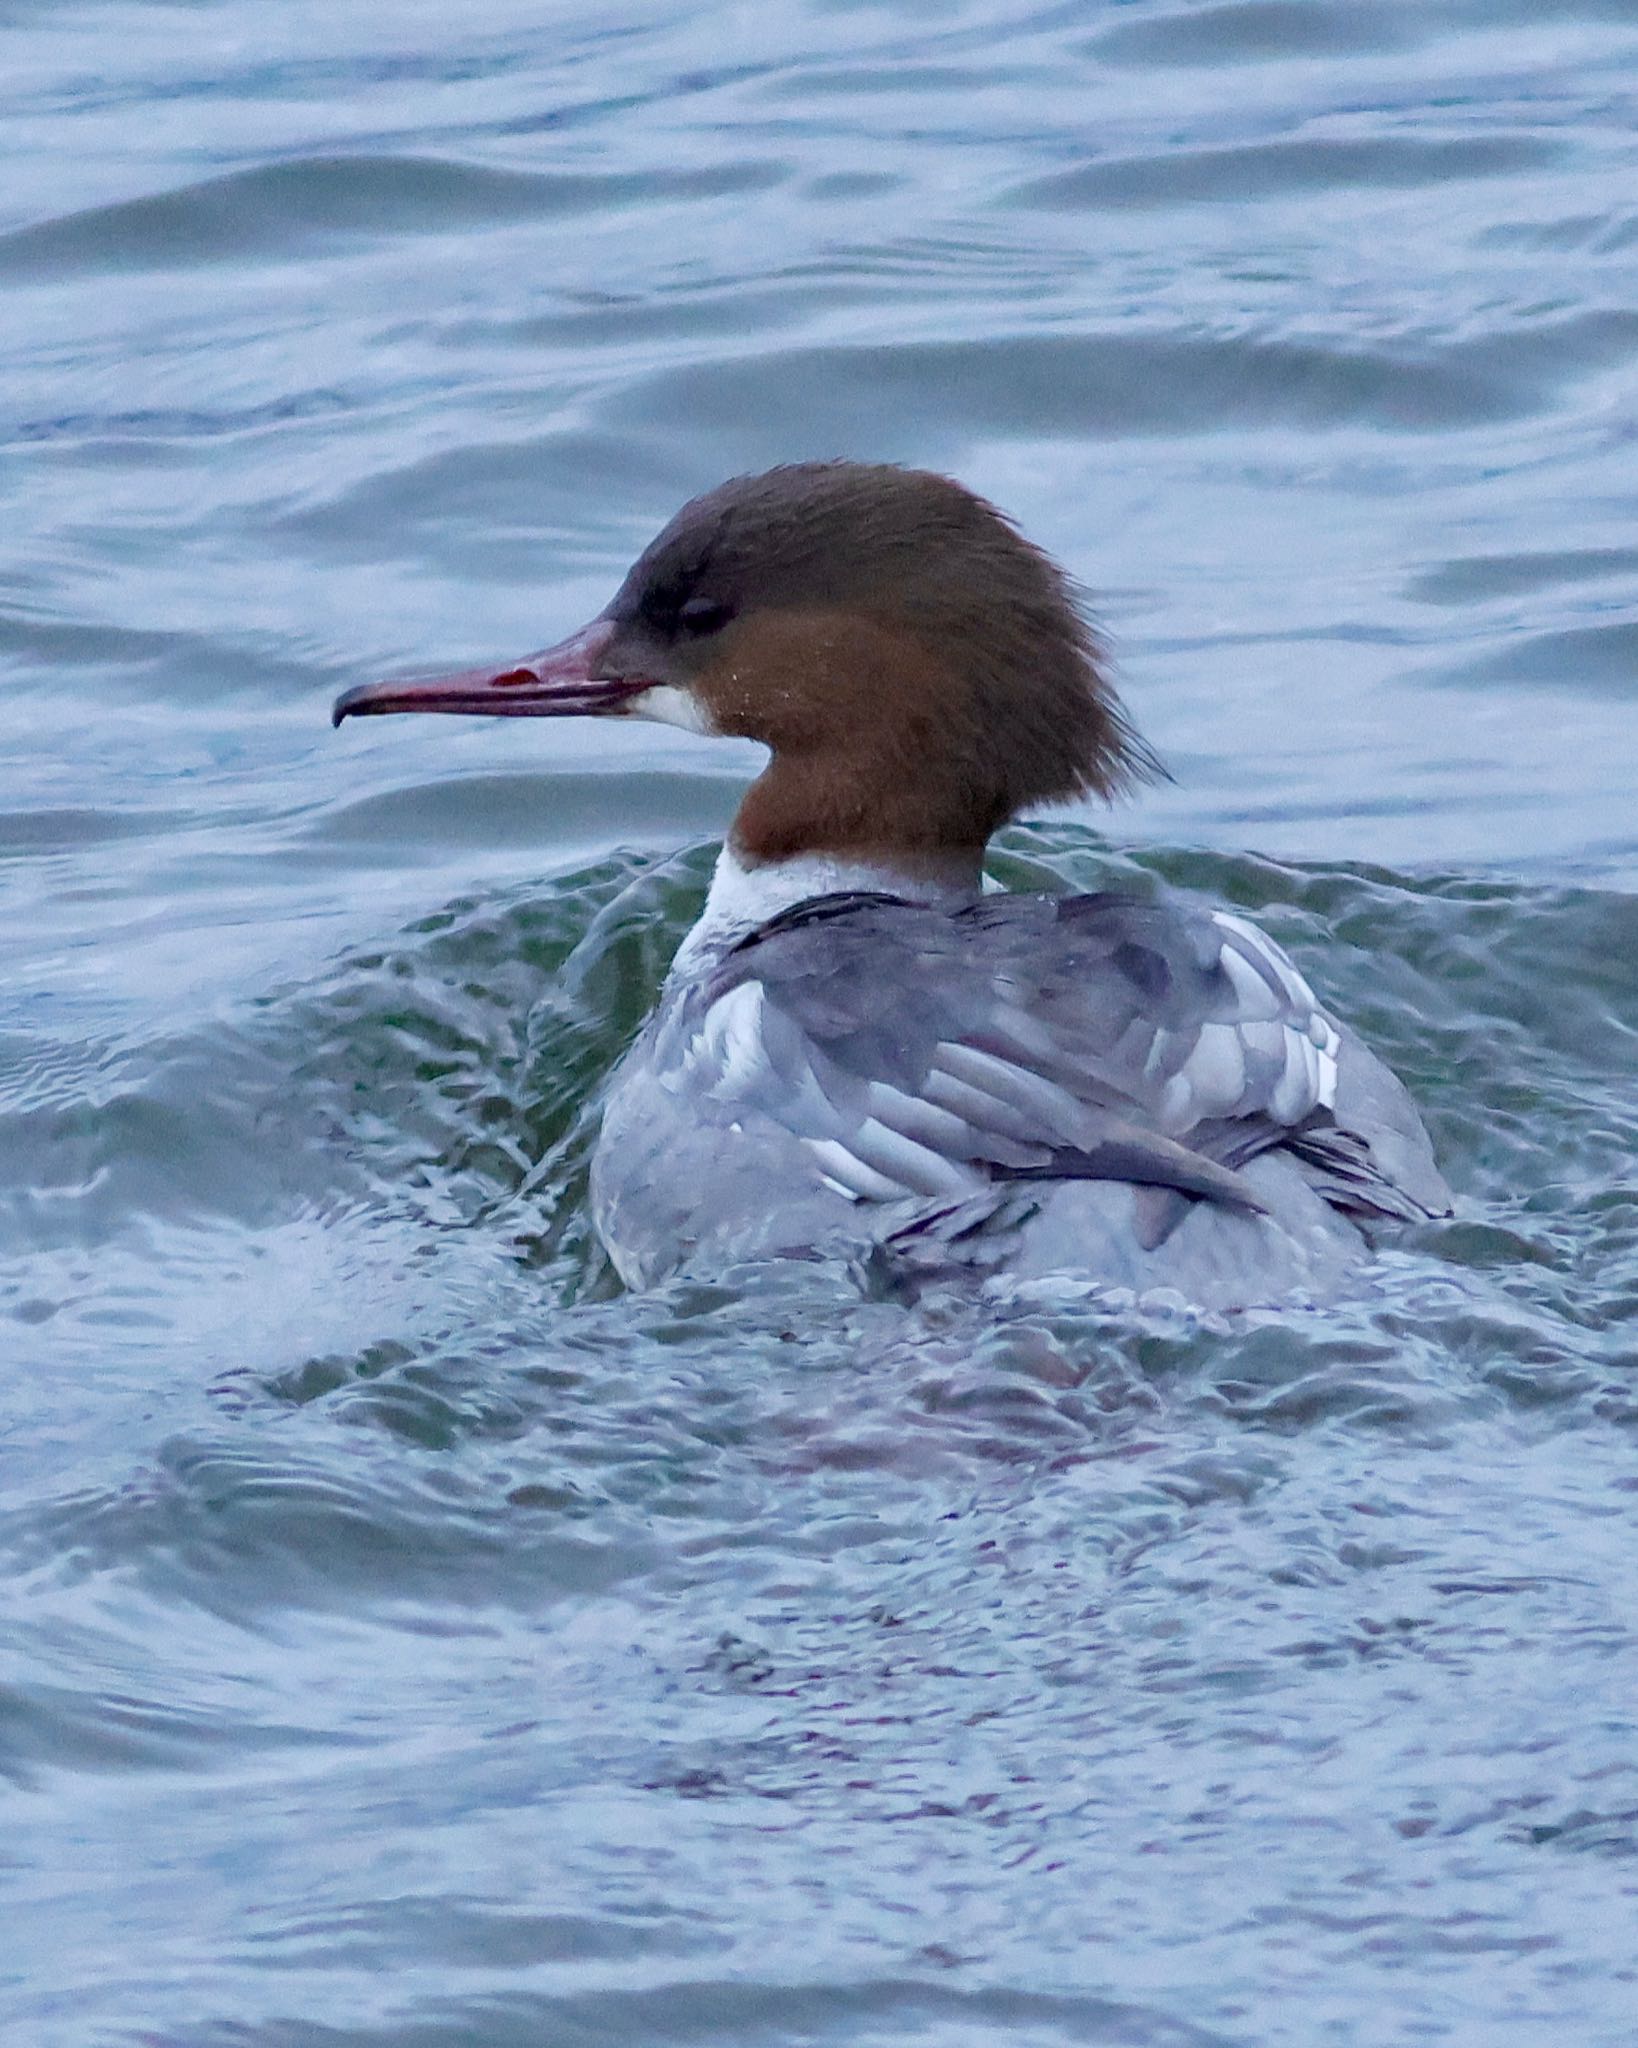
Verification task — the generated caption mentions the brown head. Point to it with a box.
[334,462,1159,872]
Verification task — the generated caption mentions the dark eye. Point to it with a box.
[678,594,733,637]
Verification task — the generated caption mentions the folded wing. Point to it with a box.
[669,889,1449,1232]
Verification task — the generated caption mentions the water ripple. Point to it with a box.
[0,153,787,279]
[1011,133,1562,210]
[7,2,1638,2039]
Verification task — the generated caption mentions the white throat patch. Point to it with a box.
[629,685,717,736]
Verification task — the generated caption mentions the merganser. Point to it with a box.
[334,462,1450,1308]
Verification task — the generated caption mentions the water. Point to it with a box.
[4,3,1638,2042]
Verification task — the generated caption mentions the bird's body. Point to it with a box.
[335,462,1450,1307]
[590,849,1446,1306]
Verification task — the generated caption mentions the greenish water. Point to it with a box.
[3,4,1637,2044]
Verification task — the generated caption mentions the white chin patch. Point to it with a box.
[631,684,716,736]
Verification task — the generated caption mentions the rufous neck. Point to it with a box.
[728,739,1002,881]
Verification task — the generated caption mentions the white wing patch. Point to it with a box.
[1314,1023,1340,1109]
[806,1138,904,1203]
[692,982,768,1093]
[1217,943,1283,1020]
[861,1080,979,1158]
[1270,1034,1317,1122]
[1211,912,1340,1122]
[1179,1021,1247,1120]
[928,1041,1090,1138]
[807,1119,974,1201]
[1213,911,1315,1010]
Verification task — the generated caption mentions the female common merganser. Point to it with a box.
[335,462,1450,1308]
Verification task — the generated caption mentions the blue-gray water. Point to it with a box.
[5,4,1638,2043]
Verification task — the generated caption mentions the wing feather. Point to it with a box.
[679,888,1448,1225]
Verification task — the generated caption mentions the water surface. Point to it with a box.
[4,4,1638,2044]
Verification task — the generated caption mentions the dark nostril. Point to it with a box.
[494,668,536,688]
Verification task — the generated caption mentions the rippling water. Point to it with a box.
[5,4,1638,2043]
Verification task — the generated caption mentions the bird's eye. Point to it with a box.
[677,595,733,636]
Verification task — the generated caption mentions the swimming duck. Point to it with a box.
[334,462,1450,1306]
